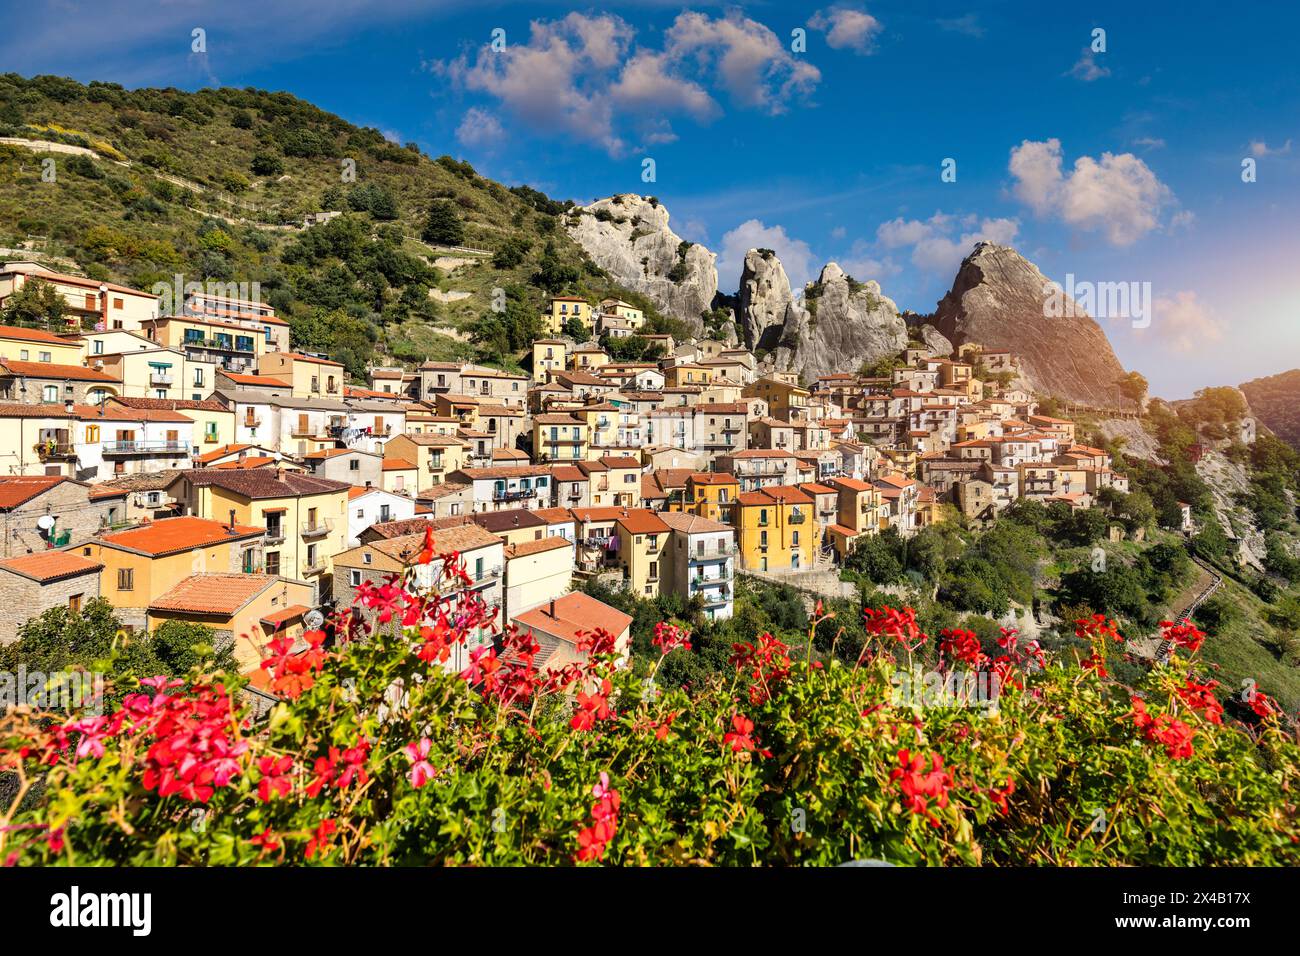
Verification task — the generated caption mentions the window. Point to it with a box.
[117,568,134,591]
[68,593,82,613]
[349,459,360,472]
[306,544,317,568]
[350,570,362,587]
[20,350,28,360]
[41,385,58,403]
[112,297,123,310]
[379,504,391,522]
[93,340,104,355]
[363,553,372,565]
[194,368,204,386]
[87,425,100,442]
[38,351,50,363]
[265,552,280,576]
[474,556,484,581]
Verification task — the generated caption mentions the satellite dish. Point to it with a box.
[36,515,55,531]
[304,610,325,630]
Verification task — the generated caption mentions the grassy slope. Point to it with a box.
[0,75,642,373]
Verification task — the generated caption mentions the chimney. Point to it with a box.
[549,598,556,618]
[227,508,237,532]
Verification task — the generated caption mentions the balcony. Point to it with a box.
[788,511,806,524]
[243,417,262,428]
[102,441,187,456]
[264,528,287,545]
[149,372,174,386]
[302,560,329,576]
[301,518,334,539]
[493,488,535,502]
[33,441,75,461]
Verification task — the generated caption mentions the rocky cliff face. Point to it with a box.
[565,194,717,332]
[930,242,1128,406]
[737,254,907,382]
[1240,368,1300,450]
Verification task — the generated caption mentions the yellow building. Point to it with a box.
[533,413,589,462]
[0,263,159,332]
[146,572,315,675]
[678,472,739,524]
[744,377,811,421]
[141,314,266,373]
[735,485,816,572]
[598,298,645,329]
[532,339,569,384]
[258,352,346,400]
[79,515,266,629]
[384,433,469,486]
[572,506,669,599]
[664,363,713,388]
[502,536,573,620]
[93,347,218,401]
[580,455,642,508]
[569,343,609,373]
[0,323,84,365]
[824,477,886,560]
[543,296,592,335]
[381,457,419,495]
[573,403,620,456]
[165,468,351,605]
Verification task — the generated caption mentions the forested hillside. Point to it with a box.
[0,74,675,379]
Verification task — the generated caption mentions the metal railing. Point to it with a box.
[150,372,173,385]
[301,518,334,539]
[102,441,187,455]
[493,488,535,501]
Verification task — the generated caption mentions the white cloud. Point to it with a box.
[875,212,1018,276]
[1144,291,1223,353]
[1067,48,1110,81]
[1132,136,1166,150]
[830,226,847,240]
[839,239,900,282]
[1249,139,1293,157]
[455,108,505,149]
[718,219,818,294]
[1008,138,1175,245]
[809,7,884,55]
[665,11,821,113]
[436,11,819,156]
[937,14,985,38]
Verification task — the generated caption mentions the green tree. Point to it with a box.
[421,200,464,246]
[0,278,68,330]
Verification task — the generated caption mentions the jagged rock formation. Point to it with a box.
[1240,368,1300,450]
[917,323,953,358]
[738,255,907,382]
[737,249,801,351]
[566,195,717,332]
[930,242,1128,406]
[1197,450,1267,570]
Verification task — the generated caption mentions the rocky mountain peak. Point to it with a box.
[737,251,907,383]
[930,242,1129,407]
[565,194,717,332]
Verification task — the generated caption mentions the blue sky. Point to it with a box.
[3,0,1298,399]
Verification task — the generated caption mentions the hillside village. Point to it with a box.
[0,259,1146,689]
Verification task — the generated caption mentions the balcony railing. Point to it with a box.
[301,519,334,539]
[493,488,535,502]
[33,442,75,461]
[788,511,806,524]
[150,372,173,386]
[302,560,329,576]
[102,441,187,455]
[264,528,286,545]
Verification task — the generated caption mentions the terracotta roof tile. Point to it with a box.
[98,516,264,556]
[0,550,102,582]
[0,475,69,509]
[149,573,276,615]
[513,592,632,647]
